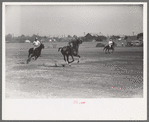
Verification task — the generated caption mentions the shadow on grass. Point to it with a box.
[39,63,68,68]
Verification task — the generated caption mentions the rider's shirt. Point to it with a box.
[33,40,41,48]
[108,40,113,47]
[109,40,113,44]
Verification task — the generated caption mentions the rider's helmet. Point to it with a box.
[35,37,38,41]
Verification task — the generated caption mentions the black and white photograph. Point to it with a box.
[2,2,147,120]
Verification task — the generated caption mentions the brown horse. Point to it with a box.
[103,42,116,54]
[58,39,83,66]
[27,43,44,64]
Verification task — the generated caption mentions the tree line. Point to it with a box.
[5,32,143,43]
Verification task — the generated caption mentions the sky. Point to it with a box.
[5,4,143,37]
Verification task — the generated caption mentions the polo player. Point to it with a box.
[68,38,80,55]
[32,37,41,54]
[108,39,113,48]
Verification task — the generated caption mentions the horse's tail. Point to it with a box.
[58,47,62,52]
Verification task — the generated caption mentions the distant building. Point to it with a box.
[85,33,94,41]
[125,36,142,46]
[25,40,30,43]
[84,33,106,42]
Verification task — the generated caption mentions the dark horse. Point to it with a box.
[58,39,83,66]
[103,42,116,54]
[27,43,44,64]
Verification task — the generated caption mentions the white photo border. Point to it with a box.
[2,2,147,120]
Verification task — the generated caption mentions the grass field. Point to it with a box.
[5,42,143,98]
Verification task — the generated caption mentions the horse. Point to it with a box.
[103,42,116,54]
[58,39,83,66]
[27,43,44,64]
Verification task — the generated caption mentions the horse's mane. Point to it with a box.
[38,43,44,48]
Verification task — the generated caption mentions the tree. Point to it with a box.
[124,36,128,40]
[21,34,25,37]
[43,36,47,38]
[137,33,143,40]
[73,35,77,38]
[67,35,71,38]
[110,35,120,40]
[6,34,13,42]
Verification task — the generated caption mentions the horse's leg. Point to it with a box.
[30,54,35,60]
[103,47,105,52]
[31,55,35,60]
[69,55,74,64]
[110,46,113,54]
[35,56,39,60]
[27,58,31,64]
[105,48,107,54]
[113,48,114,53]
[108,49,110,54]
[63,54,67,64]
[75,54,80,63]
[28,49,33,58]
[66,55,71,66]
[27,57,30,64]
[27,54,32,64]
[28,53,31,58]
